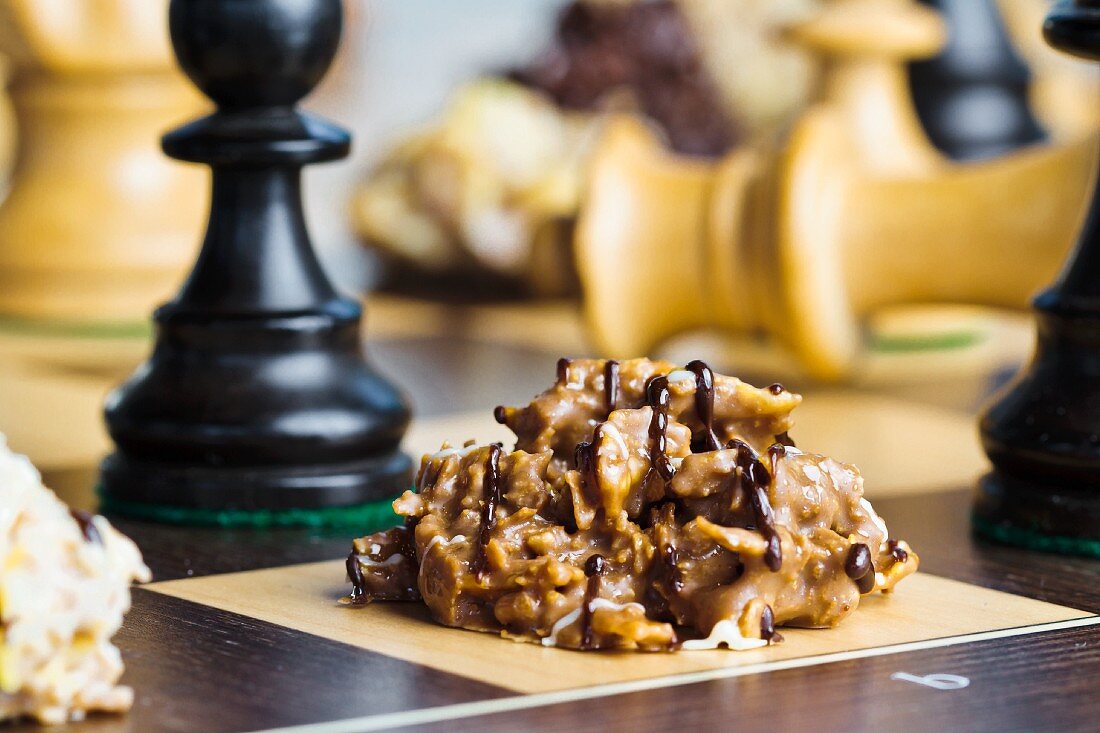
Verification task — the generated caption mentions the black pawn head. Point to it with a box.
[169,0,342,109]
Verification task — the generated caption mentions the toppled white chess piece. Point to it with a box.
[0,435,150,725]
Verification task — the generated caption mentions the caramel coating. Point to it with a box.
[342,358,918,651]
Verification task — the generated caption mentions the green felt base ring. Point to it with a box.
[971,515,1100,558]
[98,488,402,531]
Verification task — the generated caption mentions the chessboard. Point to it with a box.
[3,297,1100,733]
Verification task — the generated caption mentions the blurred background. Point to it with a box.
[0,0,1098,496]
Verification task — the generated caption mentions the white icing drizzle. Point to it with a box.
[541,607,582,647]
[680,619,769,651]
[860,498,889,536]
[589,598,646,614]
[540,599,646,647]
[431,444,482,460]
[599,422,630,457]
[425,534,467,554]
[666,369,696,386]
[356,553,404,567]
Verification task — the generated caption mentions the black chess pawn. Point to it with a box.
[974,0,1100,554]
[910,0,1046,160]
[99,0,412,524]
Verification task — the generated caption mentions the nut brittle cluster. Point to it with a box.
[0,437,149,724]
[343,358,917,651]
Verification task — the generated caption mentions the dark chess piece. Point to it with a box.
[98,0,412,525]
[974,0,1100,554]
[910,0,1046,161]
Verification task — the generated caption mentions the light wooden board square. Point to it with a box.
[148,561,1095,695]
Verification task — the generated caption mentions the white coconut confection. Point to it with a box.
[0,435,150,724]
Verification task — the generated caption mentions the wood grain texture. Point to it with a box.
[392,624,1100,733]
[3,589,509,733]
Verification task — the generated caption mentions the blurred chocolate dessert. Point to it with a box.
[353,0,782,299]
[509,0,737,158]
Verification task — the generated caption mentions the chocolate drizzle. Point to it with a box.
[603,359,620,415]
[645,375,676,483]
[767,443,786,477]
[580,553,609,649]
[493,405,507,424]
[472,444,504,580]
[420,461,441,491]
[760,604,782,642]
[345,522,420,606]
[663,542,684,593]
[685,360,720,451]
[70,509,102,545]
[845,543,872,578]
[575,440,593,474]
[887,538,909,564]
[346,551,368,605]
[845,542,876,593]
[574,424,604,493]
[556,357,572,384]
[773,431,796,448]
[729,439,782,572]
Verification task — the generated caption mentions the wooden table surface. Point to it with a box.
[3,298,1098,733]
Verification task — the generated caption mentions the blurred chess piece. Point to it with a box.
[676,0,820,132]
[0,0,206,327]
[575,0,1099,380]
[975,0,1100,555]
[910,0,1046,160]
[0,56,14,192]
[999,0,1100,140]
[353,0,742,300]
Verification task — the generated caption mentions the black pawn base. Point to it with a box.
[100,450,412,510]
[99,299,413,526]
[974,473,1100,557]
[99,450,410,529]
[972,1,1100,557]
[974,287,1100,557]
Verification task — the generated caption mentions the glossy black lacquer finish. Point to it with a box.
[909,0,1046,161]
[100,0,412,513]
[975,0,1100,548]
